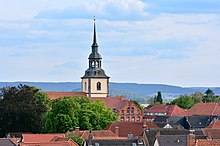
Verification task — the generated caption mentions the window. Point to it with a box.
[137,110,140,115]
[132,117,135,122]
[97,82,101,90]
[131,107,134,115]
[85,82,87,91]
[126,117,130,121]
[120,117,124,121]
[127,107,130,115]
[121,110,124,115]
[137,116,140,122]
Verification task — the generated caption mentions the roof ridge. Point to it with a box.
[211,103,218,115]
[170,105,176,116]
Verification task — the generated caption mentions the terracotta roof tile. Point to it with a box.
[90,96,124,109]
[67,130,120,140]
[20,139,79,146]
[145,105,187,116]
[45,92,86,100]
[187,102,220,116]
[22,134,65,143]
[105,121,159,137]
[196,139,220,146]
[202,128,220,139]
[207,120,220,129]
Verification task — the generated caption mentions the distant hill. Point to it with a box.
[0,82,219,103]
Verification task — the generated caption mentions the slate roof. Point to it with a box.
[207,120,220,129]
[187,102,220,116]
[144,129,204,146]
[156,135,187,146]
[153,116,184,128]
[184,116,214,129]
[196,139,220,146]
[0,139,16,146]
[105,121,159,137]
[144,105,187,116]
[87,139,144,146]
[45,92,86,100]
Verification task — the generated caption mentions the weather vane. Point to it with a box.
[93,16,96,22]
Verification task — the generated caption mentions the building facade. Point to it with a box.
[81,20,110,97]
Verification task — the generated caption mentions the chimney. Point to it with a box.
[75,127,80,134]
[128,132,133,139]
[207,132,212,139]
[143,124,147,131]
[88,130,93,146]
[187,134,195,146]
[115,126,119,136]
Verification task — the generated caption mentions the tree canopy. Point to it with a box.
[0,84,50,137]
[44,96,118,133]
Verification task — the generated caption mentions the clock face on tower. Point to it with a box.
[96,70,101,75]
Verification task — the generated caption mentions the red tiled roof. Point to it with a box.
[91,96,124,109]
[202,128,220,139]
[207,120,220,129]
[187,102,220,116]
[196,139,220,146]
[66,130,123,140]
[145,105,187,116]
[45,92,86,100]
[104,121,159,137]
[22,134,65,143]
[20,138,79,146]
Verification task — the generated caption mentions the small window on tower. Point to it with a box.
[85,82,87,91]
[97,82,101,90]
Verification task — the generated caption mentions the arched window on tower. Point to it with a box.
[97,82,101,90]
[85,82,87,91]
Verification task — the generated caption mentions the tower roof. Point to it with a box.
[89,18,102,59]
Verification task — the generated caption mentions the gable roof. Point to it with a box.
[45,92,86,100]
[145,105,187,116]
[22,134,65,143]
[91,96,123,109]
[105,121,159,137]
[185,116,213,129]
[20,138,79,146]
[0,139,16,146]
[207,120,220,129]
[156,135,187,146]
[66,130,122,140]
[144,129,204,146]
[187,102,220,116]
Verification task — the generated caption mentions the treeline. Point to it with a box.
[147,89,220,109]
[0,84,118,138]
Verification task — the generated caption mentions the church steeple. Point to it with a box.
[92,18,98,48]
[81,18,110,98]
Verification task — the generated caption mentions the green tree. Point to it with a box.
[170,95,195,109]
[0,85,50,137]
[153,91,163,104]
[132,100,144,110]
[191,91,203,103]
[44,96,118,133]
[203,88,215,102]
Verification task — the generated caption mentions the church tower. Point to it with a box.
[81,19,110,97]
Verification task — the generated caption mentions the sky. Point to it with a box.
[0,0,220,87]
